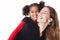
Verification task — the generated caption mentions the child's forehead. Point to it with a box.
[30,5,38,7]
[29,5,39,9]
[29,4,38,8]
[30,6,39,10]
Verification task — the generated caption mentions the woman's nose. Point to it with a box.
[38,13,41,16]
[38,13,43,19]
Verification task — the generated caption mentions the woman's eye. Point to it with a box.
[42,11,48,14]
[43,12,47,14]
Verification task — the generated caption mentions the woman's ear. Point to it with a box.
[50,18,53,22]
[48,18,53,23]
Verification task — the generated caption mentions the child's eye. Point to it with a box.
[32,11,34,13]
[31,11,34,13]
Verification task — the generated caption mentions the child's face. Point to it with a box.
[29,5,39,21]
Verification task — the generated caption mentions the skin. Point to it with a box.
[37,7,52,37]
[28,5,39,21]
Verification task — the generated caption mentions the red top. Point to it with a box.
[8,21,26,40]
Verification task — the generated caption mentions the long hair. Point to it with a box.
[44,6,60,40]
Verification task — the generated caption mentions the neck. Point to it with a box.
[40,32,43,37]
[30,18,37,23]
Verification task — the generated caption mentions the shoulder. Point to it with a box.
[22,17,31,23]
[22,22,32,30]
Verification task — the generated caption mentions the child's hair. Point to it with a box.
[22,5,29,16]
[39,1,45,11]
[22,3,39,16]
[22,1,45,16]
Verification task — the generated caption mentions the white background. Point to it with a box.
[0,0,60,40]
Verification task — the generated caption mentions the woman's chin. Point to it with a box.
[37,20,46,23]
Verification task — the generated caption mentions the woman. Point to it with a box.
[8,1,45,40]
[37,6,60,40]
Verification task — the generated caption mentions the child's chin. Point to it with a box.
[33,18,37,20]
[33,19,37,21]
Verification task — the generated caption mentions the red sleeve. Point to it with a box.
[8,21,26,40]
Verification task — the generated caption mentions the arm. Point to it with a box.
[8,21,26,40]
[14,23,33,40]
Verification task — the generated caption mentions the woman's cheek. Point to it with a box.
[37,14,48,23]
[42,15,48,22]
[37,16,41,23]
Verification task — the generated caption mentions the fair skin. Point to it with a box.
[37,7,53,37]
[28,5,39,21]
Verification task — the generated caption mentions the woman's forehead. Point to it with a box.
[41,7,50,12]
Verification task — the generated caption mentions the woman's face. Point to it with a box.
[37,7,50,23]
[29,5,39,21]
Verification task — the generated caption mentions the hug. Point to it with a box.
[8,1,60,40]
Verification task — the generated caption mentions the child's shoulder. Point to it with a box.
[22,17,31,23]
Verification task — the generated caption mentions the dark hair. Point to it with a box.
[22,5,29,16]
[29,3,39,10]
[22,3,39,16]
[22,1,45,16]
[39,1,45,11]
